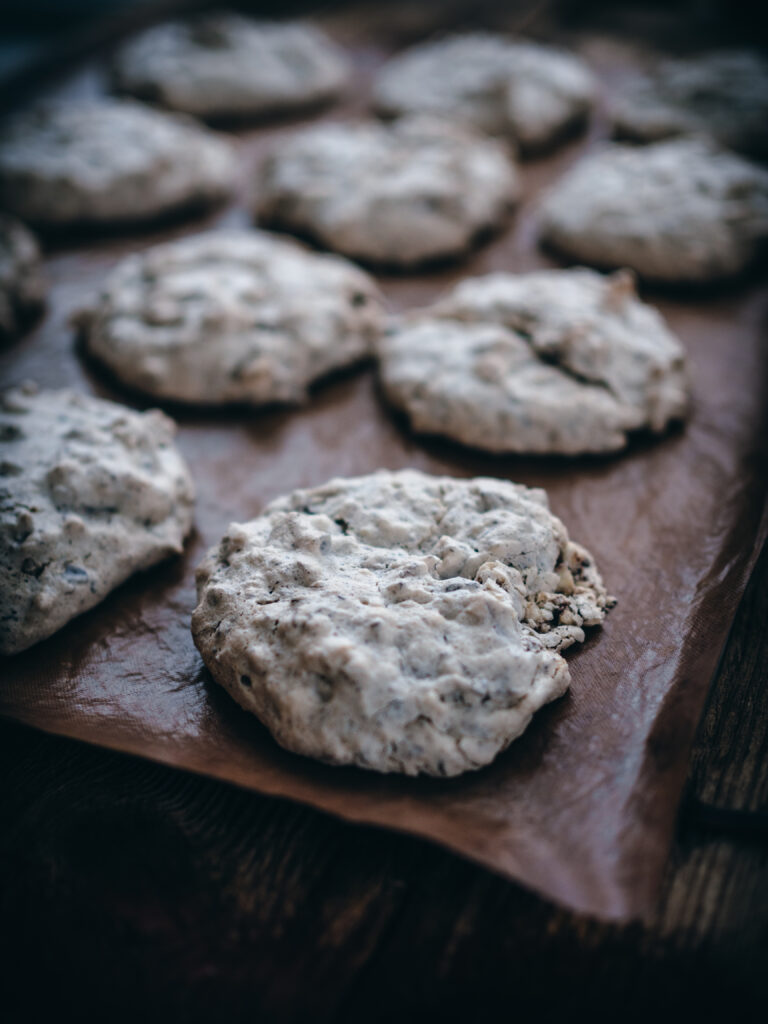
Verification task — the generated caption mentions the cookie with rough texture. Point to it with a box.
[256,117,520,267]
[0,215,45,341]
[192,469,614,776]
[539,138,768,282]
[0,99,236,228]
[377,268,688,455]
[113,15,350,120]
[373,32,596,152]
[611,51,768,157]
[0,384,194,655]
[75,230,382,406]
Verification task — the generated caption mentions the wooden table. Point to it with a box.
[1,3,766,1017]
[1,538,765,1020]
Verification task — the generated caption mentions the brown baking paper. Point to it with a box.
[1,35,767,922]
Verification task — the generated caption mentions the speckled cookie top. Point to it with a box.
[538,138,768,282]
[192,469,614,776]
[0,99,236,226]
[113,15,350,118]
[77,230,383,405]
[611,50,768,157]
[0,215,44,340]
[256,116,520,267]
[378,268,689,455]
[373,32,595,151]
[0,384,194,655]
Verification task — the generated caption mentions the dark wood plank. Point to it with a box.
[686,544,768,817]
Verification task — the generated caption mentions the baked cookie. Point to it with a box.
[256,117,519,267]
[0,215,45,341]
[377,268,688,455]
[538,138,768,282]
[192,469,614,776]
[75,229,382,406]
[373,32,595,153]
[0,384,194,655]
[112,14,350,120]
[0,99,236,228]
[611,51,768,158]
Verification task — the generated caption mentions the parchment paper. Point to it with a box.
[1,23,766,921]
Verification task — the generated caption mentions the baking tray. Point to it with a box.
[1,2,766,921]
